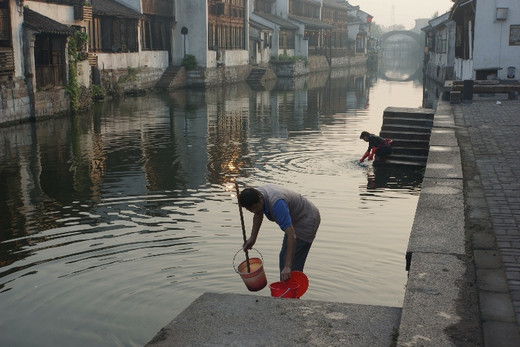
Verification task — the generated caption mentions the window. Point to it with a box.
[0,7,10,45]
[436,34,447,53]
[279,30,295,49]
[142,18,170,51]
[93,17,138,53]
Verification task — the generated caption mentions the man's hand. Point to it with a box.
[281,266,291,281]
[243,238,255,251]
[360,151,370,163]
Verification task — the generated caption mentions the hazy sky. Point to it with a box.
[353,0,454,29]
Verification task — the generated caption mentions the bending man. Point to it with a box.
[239,184,320,281]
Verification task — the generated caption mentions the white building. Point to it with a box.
[173,0,249,70]
[422,12,456,83]
[451,0,520,80]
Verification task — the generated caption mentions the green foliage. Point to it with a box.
[66,62,79,112]
[117,67,138,85]
[275,54,308,66]
[68,31,89,62]
[66,30,90,112]
[90,84,106,100]
[182,54,197,70]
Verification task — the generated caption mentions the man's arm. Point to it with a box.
[281,225,296,281]
[243,212,263,250]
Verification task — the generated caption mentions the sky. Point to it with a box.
[353,0,454,29]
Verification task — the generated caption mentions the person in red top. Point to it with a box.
[359,131,392,163]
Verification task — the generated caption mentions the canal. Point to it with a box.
[1,57,428,346]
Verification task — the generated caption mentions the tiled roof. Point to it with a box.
[23,7,74,35]
[92,0,142,18]
[250,20,273,32]
[289,15,335,30]
[254,12,299,30]
[323,0,349,11]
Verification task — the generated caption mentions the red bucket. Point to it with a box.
[269,279,300,298]
[233,249,267,292]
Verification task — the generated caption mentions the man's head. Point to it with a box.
[239,188,263,213]
[360,131,370,142]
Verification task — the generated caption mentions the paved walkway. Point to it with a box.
[453,97,520,346]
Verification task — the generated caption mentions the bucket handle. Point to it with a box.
[279,288,291,298]
[233,248,263,274]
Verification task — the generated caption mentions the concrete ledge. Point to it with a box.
[429,128,458,147]
[406,178,465,268]
[398,253,466,346]
[423,146,462,179]
[146,292,402,346]
[432,113,455,128]
[400,100,472,345]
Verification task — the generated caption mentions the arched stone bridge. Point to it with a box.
[381,30,423,46]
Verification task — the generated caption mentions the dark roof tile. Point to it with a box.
[23,7,75,35]
[92,0,142,18]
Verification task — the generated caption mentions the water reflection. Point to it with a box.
[0,58,427,346]
[366,166,424,191]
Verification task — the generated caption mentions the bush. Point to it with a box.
[276,54,308,66]
[90,84,106,100]
[182,54,197,70]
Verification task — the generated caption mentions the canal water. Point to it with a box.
[0,60,427,346]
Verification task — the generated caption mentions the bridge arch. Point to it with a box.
[381,30,423,46]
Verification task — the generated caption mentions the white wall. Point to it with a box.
[96,50,168,70]
[11,1,24,78]
[455,57,474,80]
[173,0,208,67]
[77,60,90,87]
[25,1,75,24]
[222,50,249,66]
[473,0,520,79]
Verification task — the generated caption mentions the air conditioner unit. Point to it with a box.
[496,8,508,21]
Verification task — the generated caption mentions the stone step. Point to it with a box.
[247,68,268,81]
[156,66,184,89]
[380,130,431,142]
[383,107,435,120]
[391,146,429,156]
[389,139,430,149]
[373,158,427,167]
[383,116,434,128]
[381,123,432,134]
[386,153,428,164]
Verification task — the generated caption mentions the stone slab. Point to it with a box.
[428,128,458,147]
[146,292,402,347]
[407,178,465,259]
[432,113,455,128]
[423,146,463,179]
[398,253,466,347]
